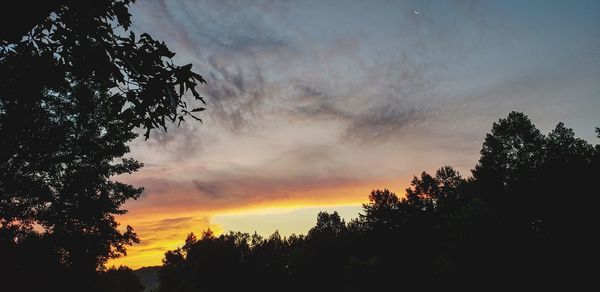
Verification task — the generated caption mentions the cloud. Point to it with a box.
[292,98,426,143]
[187,169,361,206]
[201,57,268,132]
[129,216,212,245]
[342,103,425,142]
[128,0,299,136]
[131,0,294,59]
[131,0,443,146]
[108,214,214,268]
[191,180,221,198]
[136,121,210,162]
[182,0,292,58]
[287,52,434,143]
[131,216,210,233]
[114,0,600,270]
[137,247,168,253]
[122,159,374,213]
[295,83,324,99]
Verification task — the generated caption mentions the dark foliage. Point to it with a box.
[98,266,145,292]
[158,112,599,292]
[134,266,160,292]
[0,1,204,290]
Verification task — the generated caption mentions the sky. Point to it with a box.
[107,0,600,269]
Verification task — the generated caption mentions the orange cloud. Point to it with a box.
[106,178,407,269]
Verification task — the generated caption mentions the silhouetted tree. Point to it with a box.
[157,112,598,292]
[158,249,188,292]
[473,112,545,201]
[97,266,145,292]
[0,0,205,290]
[308,211,347,237]
[360,189,402,232]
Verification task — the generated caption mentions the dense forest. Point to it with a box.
[156,112,599,292]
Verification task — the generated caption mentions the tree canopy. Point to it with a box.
[0,0,205,290]
[157,112,598,292]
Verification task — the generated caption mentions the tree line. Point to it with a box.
[157,112,599,292]
[1,0,598,291]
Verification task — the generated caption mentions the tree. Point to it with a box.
[0,0,205,288]
[97,266,145,292]
[473,112,545,191]
[405,166,466,213]
[155,112,598,291]
[470,112,546,231]
[0,1,62,43]
[308,211,347,238]
[159,249,187,292]
[467,114,597,290]
[360,189,400,231]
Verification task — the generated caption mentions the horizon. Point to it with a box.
[105,0,600,269]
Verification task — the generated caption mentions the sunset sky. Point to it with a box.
[107,0,600,269]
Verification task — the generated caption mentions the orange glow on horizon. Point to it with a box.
[106,179,408,269]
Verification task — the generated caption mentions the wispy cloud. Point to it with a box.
[202,57,268,132]
[110,0,600,268]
